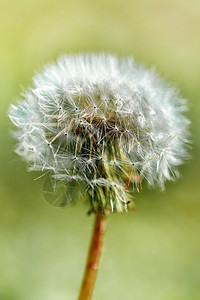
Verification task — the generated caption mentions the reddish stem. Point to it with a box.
[78,212,107,300]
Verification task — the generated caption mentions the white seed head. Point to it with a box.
[8,53,190,213]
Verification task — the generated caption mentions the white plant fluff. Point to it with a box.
[9,53,190,213]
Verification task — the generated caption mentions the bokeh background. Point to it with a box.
[0,0,200,299]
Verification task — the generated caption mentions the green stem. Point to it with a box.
[78,211,107,300]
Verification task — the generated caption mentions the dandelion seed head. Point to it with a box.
[8,53,190,213]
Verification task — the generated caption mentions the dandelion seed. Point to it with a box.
[8,53,190,213]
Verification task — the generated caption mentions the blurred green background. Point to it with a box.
[0,0,200,299]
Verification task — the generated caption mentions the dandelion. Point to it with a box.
[8,53,190,300]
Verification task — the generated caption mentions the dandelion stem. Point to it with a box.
[78,211,107,300]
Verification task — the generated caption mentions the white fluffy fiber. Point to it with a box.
[9,53,190,191]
